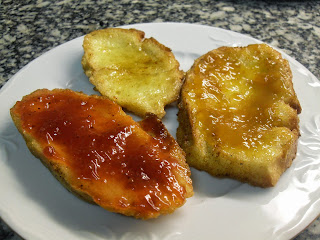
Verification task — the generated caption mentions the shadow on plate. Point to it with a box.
[190,164,292,205]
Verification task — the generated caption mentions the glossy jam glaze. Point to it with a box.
[186,44,294,150]
[13,89,190,216]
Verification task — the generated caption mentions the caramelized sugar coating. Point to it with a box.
[82,28,184,118]
[11,89,193,219]
[177,44,301,187]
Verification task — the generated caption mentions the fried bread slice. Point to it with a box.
[82,28,183,118]
[10,89,193,219]
[177,44,301,187]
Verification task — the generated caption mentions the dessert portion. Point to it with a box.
[82,28,184,118]
[11,89,193,219]
[177,44,301,187]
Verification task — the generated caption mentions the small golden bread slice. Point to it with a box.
[177,44,301,187]
[11,89,193,219]
[82,28,183,118]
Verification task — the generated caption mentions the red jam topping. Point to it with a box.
[13,90,189,215]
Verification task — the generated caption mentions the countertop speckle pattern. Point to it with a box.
[1,0,320,239]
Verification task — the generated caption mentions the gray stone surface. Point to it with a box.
[1,0,320,239]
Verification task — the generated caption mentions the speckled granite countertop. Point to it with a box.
[1,0,320,239]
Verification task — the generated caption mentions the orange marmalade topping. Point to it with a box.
[14,90,187,213]
[186,45,293,150]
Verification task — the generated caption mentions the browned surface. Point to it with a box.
[177,44,301,187]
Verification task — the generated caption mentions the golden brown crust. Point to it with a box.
[177,44,301,187]
[11,89,193,219]
[82,28,184,118]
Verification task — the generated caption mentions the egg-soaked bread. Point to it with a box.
[177,44,301,187]
[82,28,183,118]
[11,89,193,219]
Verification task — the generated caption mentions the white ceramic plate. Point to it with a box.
[1,22,320,240]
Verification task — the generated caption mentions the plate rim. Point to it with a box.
[1,22,320,240]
